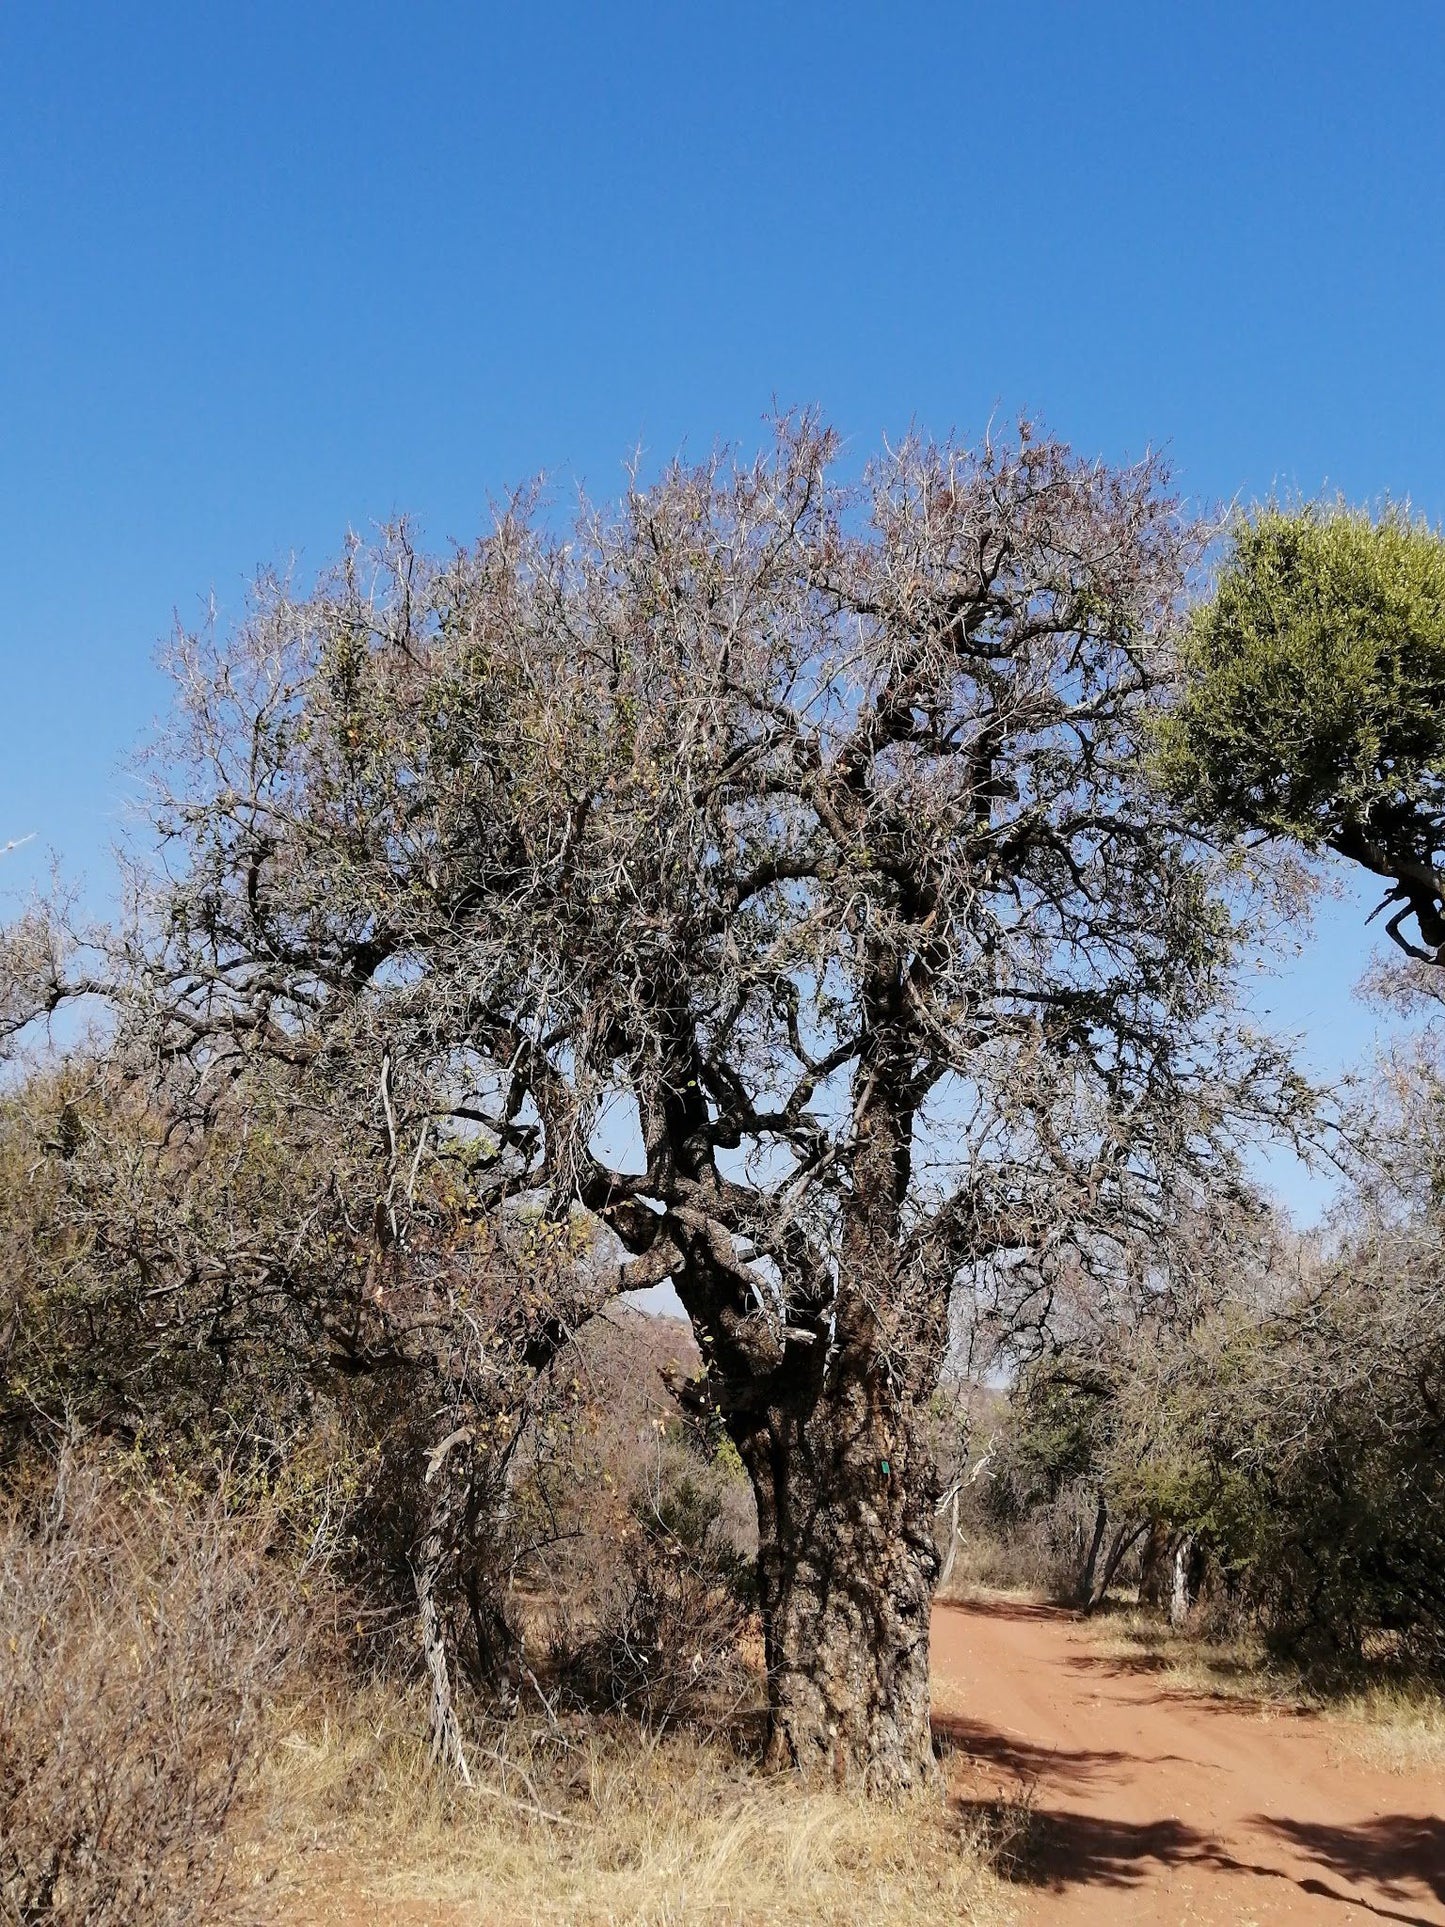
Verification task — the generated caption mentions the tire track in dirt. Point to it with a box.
[933,1596,1445,1925]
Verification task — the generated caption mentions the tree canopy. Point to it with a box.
[1,416,1311,1787]
[1161,504,1445,960]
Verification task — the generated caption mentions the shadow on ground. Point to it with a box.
[956,1799,1443,1923]
[935,1709,1444,1925]
[932,1712,1196,1788]
[1256,1815,1445,1908]
[941,1594,1075,1627]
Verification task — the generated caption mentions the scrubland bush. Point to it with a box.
[961,1363,1123,1604]
[1138,1265,1445,1672]
[0,1454,319,1925]
[950,1475,1124,1602]
[0,1060,655,1765]
[940,1037,1445,1670]
[551,1432,756,1728]
[0,1043,760,1748]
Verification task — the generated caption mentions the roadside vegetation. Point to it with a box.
[248,1702,1012,1925]
[1078,1611,1445,1775]
[942,1004,1445,1687]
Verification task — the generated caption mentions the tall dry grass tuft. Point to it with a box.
[254,1687,1011,1925]
[1329,1683,1445,1774]
[0,1453,320,1926]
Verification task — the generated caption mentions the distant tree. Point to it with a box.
[1108,1100,1445,1671]
[1001,1018,1445,1669]
[1,419,1307,1788]
[1161,504,1445,961]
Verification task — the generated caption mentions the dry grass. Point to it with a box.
[1086,1609,1293,1702]
[243,1685,1014,1926]
[1085,1608,1445,1775]
[3,1448,1010,1924]
[1319,1682,1445,1774]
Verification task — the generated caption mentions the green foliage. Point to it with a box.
[1165,504,1445,841]
[1018,1267,1445,1672]
[992,1363,1111,1516]
[711,1429,746,1486]
[1163,504,1445,957]
[0,1072,311,1460]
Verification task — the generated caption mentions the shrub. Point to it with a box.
[0,1454,315,1925]
[553,1435,756,1728]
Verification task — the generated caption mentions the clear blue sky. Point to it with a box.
[3,2,1442,1215]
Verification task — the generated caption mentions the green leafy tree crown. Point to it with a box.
[1161,505,1445,957]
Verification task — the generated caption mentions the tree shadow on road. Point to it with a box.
[938,1593,1073,1626]
[950,1794,1443,1925]
[976,1802,1220,1891]
[1256,1815,1445,1907]
[932,1711,1197,1788]
[934,1712,1445,1923]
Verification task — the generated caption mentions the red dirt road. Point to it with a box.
[933,1597,1445,1925]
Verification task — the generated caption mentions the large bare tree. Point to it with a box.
[6,418,1306,1786]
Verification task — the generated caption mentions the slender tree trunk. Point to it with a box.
[414,1506,473,1786]
[1170,1533,1197,1626]
[734,1359,939,1791]
[1077,1492,1109,1609]
[937,1483,962,1592]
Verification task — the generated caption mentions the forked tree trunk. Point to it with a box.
[1077,1493,1110,1609]
[734,1359,939,1791]
[1083,1518,1148,1615]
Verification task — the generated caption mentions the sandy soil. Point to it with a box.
[933,1595,1445,1925]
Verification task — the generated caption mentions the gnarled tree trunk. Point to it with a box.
[733,1358,939,1791]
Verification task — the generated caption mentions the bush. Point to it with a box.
[0,1454,317,1925]
[553,1435,756,1728]
[1215,1287,1445,1672]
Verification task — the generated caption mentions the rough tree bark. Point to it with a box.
[735,1360,940,1790]
[636,1045,945,1785]
[414,1499,473,1786]
[730,943,943,1787]
[670,935,950,1790]
[1138,1519,1170,1608]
